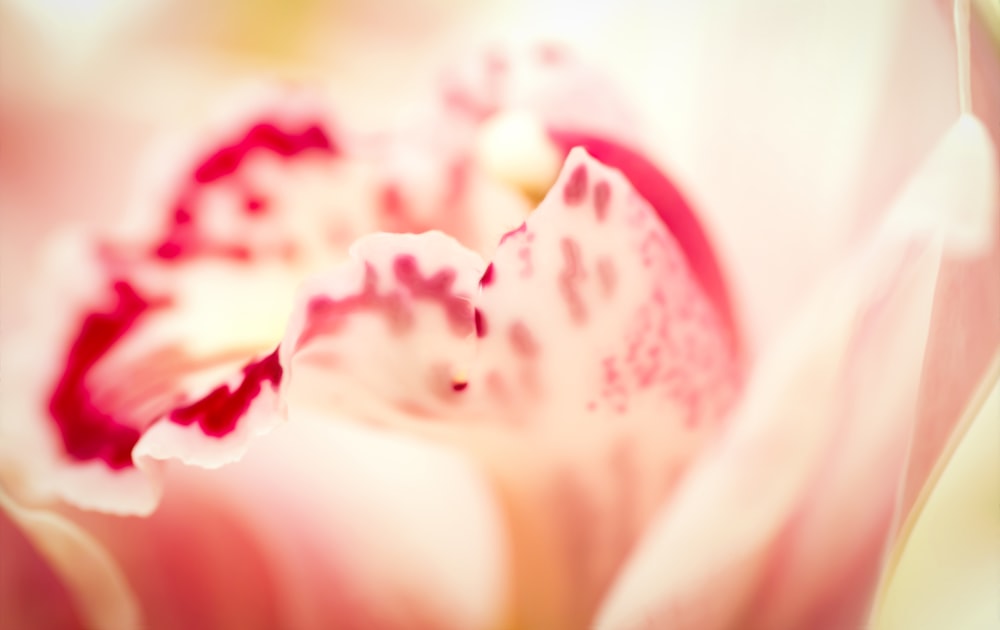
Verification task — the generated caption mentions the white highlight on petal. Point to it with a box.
[53,461,163,517]
[870,354,1000,630]
[883,115,999,256]
[0,491,141,630]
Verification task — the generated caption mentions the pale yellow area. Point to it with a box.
[475,110,563,205]
[974,0,1000,50]
[870,353,1000,630]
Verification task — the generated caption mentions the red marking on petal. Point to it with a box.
[393,256,472,335]
[500,222,527,245]
[379,184,407,219]
[593,180,611,221]
[168,349,283,436]
[548,131,739,347]
[474,308,488,338]
[509,322,539,358]
[596,257,617,297]
[154,120,338,263]
[563,164,589,206]
[48,282,154,469]
[480,263,495,288]
[194,123,336,184]
[245,196,268,214]
[452,380,469,392]
[299,257,475,351]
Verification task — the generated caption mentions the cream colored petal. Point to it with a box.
[869,353,1000,630]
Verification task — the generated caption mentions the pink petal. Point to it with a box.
[899,1,1000,518]
[0,83,536,515]
[0,492,140,630]
[69,413,508,630]
[465,148,740,624]
[595,115,997,630]
[472,147,740,434]
[274,149,741,625]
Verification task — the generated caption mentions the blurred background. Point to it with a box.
[0,0,679,316]
[1,0,997,345]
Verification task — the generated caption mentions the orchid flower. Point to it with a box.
[1,1,998,629]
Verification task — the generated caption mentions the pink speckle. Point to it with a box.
[518,245,534,279]
[563,164,589,206]
[547,131,739,351]
[558,237,587,324]
[379,183,407,219]
[245,196,268,214]
[593,180,610,221]
[596,257,617,298]
[509,321,539,358]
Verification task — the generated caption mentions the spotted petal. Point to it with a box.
[280,231,484,425]
[594,114,997,630]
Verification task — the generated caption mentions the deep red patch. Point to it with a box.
[168,348,283,436]
[474,308,488,338]
[48,282,152,469]
[548,131,739,349]
[480,263,495,288]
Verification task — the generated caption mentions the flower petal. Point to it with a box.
[72,412,509,630]
[464,148,740,625]
[274,149,742,626]
[898,114,999,518]
[0,492,140,630]
[595,115,995,630]
[280,231,483,424]
[471,147,740,434]
[869,354,1000,630]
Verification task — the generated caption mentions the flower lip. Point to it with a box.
[45,116,336,474]
[47,281,152,470]
[547,130,740,351]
